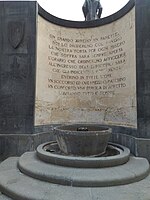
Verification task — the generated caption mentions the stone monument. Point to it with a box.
[0,0,149,182]
[0,0,150,199]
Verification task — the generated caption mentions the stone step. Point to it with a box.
[0,157,18,172]
[0,156,150,200]
[0,158,18,200]
[0,164,93,200]
[0,194,12,200]
[18,151,150,187]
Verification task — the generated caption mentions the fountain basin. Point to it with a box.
[54,124,112,156]
[36,142,130,168]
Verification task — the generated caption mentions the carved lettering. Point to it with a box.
[35,10,136,127]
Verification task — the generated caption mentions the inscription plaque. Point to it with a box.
[35,8,136,127]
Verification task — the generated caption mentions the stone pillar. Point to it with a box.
[136,0,150,138]
[0,1,37,134]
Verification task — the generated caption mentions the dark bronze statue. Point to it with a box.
[82,0,103,21]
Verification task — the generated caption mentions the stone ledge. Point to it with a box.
[0,132,54,161]
[36,142,130,168]
[18,151,149,187]
[111,132,150,161]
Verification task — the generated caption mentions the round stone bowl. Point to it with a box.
[54,124,112,156]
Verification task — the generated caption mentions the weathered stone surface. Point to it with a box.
[0,195,11,200]
[0,0,150,166]
[35,7,136,127]
[136,0,150,138]
[111,132,150,161]
[54,124,111,156]
[0,1,36,134]
[0,132,54,161]
[0,154,149,200]
[36,142,130,168]
[18,151,149,187]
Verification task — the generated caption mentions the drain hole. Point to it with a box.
[46,149,56,153]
